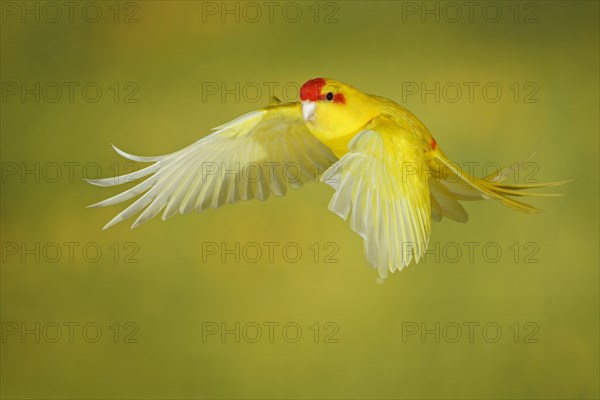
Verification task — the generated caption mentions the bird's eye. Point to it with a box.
[326,92,334,101]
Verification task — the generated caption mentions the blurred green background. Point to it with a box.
[1,1,598,399]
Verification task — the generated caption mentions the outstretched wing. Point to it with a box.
[321,116,431,278]
[88,103,337,229]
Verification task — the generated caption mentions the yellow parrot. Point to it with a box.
[88,78,565,278]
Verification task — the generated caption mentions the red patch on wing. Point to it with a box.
[300,78,326,102]
[431,138,437,150]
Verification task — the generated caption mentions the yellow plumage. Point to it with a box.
[87,78,565,278]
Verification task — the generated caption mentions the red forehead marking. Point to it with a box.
[300,78,326,101]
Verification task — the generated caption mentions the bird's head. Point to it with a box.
[299,78,379,147]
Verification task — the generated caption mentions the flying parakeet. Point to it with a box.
[88,78,565,278]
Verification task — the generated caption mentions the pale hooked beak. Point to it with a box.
[302,101,316,122]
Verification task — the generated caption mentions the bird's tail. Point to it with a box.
[427,152,569,223]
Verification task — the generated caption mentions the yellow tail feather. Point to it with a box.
[428,152,568,220]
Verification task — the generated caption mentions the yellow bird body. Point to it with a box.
[88,78,565,278]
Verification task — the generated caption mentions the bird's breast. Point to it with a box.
[306,123,363,158]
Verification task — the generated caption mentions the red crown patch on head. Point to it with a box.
[300,78,326,102]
